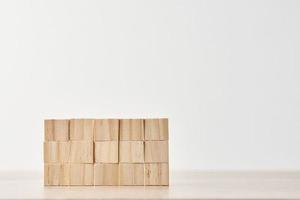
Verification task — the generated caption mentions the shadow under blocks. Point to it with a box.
[43,118,169,186]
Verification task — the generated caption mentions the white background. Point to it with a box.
[0,0,299,171]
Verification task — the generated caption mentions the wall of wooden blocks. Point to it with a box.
[44,118,169,186]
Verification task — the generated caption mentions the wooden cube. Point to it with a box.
[94,119,119,141]
[70,119,94,141]
[145,118,168,140]
[120,119,144,140]
[70,141,93,163]
[69,164,93,186]
[119,141,144,163]
[94,164,118,185]
[44,164,70,186]
[145,141,168,163]
[44,142,70,163]
[94,141,118,163]
[119,164,144,185]
[44,119,69,141]
[145,163,169,186]
[44,142,58,163]
[44,164,60,186]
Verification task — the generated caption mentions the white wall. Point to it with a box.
[0,0,299,171]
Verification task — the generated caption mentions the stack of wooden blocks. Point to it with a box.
[44,119,169,186]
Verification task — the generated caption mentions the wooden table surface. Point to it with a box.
[1,171,300,199]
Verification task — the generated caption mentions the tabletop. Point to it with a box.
[0,170,300,199]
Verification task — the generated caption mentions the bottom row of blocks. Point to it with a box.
[44,163,169,186]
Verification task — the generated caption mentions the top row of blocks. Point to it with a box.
[45,119,168,141]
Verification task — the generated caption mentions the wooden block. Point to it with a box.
[119,164,144,185]
[94,141,118,163]
[60,164,71,186]
[94,119,119,141]
[145,118,168,140]
[44,142,70,163]
[145,141,168,163]
[94,164,118,185]
[70,119,94,141]
[44,164,60,186]
[44,164,70,186]
[70,164,94,185]
[44,119,69,141]
[58,142,71,163]
[119,141,144,163]
[44,142,58,163]
[145,163,169,186]
[120,119,144,141]
[70,141,93,163]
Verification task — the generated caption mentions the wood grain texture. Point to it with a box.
[70,141,93,163]
[120,119,144,141]
[119,141,144,163]
[44,142,70,163]
[60,164,71,186]
[145,141,169,163]
[44,164,70,186]
[119,164,144,185]
[94,164,118,185]
[43,118,169,186]
[94,141,118,163]
[144,118,168,141]
[44,142,58,163]
[44,164,60,186]
[94,119,119,141]
[44,120,69,141]
[70,119,94,141]
[70,164,94,186]
[145,163,169,186]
